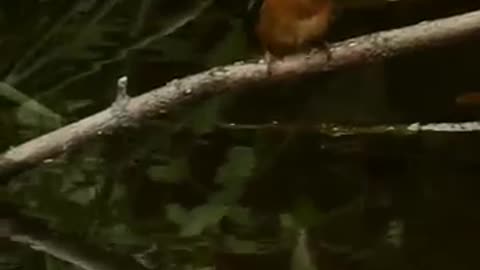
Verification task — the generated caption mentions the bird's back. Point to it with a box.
[256,0,332,56]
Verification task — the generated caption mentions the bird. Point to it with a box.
[456,92,480,106]
[255,0,333,73]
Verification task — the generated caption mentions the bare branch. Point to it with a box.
[1,9,480,182]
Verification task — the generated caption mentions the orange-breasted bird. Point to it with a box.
[256,0,333,71]
[456,92,480,106]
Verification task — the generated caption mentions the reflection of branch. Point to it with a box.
[1,9,480,181]
[218,121,480,136]
[3,216,148,270]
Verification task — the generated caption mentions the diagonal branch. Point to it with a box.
[1,9,480,182]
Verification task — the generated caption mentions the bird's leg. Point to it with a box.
[264,51,275,76]
[308,41,332,61]
[319,41,332,61]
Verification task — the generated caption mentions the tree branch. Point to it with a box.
[2,9,480,182]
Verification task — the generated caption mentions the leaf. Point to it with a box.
[208,146,256,204]
[291,229,317,270]
[148,37,199,62]
[208,182,244,204]
[183,97,223,135]
[226,206,251,226]
[0,82,63,129]
[290,197,324,227]
[214,146,255,185]
[67,186,96,206]
[205,19,249,66]
[179,204,230,237]
[224,235,258,253]
[64,99,94,113]
[280,213,298,229]
[147,158,189,183]
[166,203,190,225]
[100,223,149,246]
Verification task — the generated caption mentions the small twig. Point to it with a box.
[0,82,62,126]
[129,0,153,37]
[1,9,480,182]
[111,76,132,126]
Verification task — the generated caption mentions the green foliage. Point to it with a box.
[223,235,259,253]
[148,158,190,183]
[215,146,255,184]
[290,229,317,270]
[166,202,230,253]
[183,97,224,135]
[205,19,250,66]
[179,204,230,237]
[290,198,324,228]
[164,146,256,237]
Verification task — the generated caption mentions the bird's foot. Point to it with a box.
[320,41,332,61]
[309,42,332,61]
[264,52,276,76]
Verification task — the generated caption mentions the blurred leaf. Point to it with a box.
[291,229,316,270]
[179,204,230,237]
[280,213,298,230]
[226,206,251,226]
[149,37,199,62]
[208,146,256,204]
[99,223,150,247]
[205,19,249,66]
[64,99,95,113]
[166,203,190,225]
[186,97,223,135]
[60,169,88,193]
[290,198,324,227]
[214,146,255,185]
[224,235,258,253]
[147,158,190,183]
[385,220,404,248]
[67,186,96,206]
[0,82,62,128]
[208,182,244,204]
